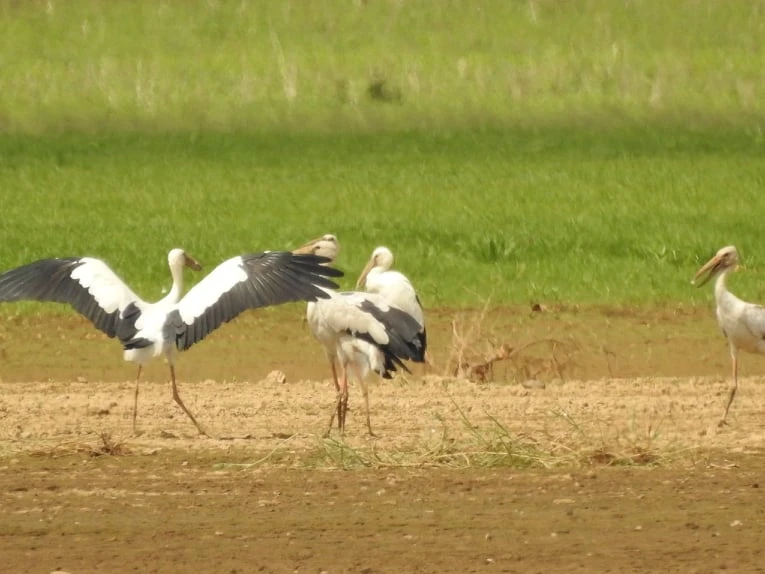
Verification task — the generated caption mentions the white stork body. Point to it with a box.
[307,299,387,378]
[294,236,425,435]
[0,249,199,432]
[0,248,342,435]
[693,245,765,425]
[306,291,425,435]
[357,246,427,360]
[109,251,193,367]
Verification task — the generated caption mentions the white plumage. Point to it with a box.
[69,257,144,315]
[294,235,425,435]
[173,257,249,325]
[357,245,428,360]
[693,245,765,425]
[0,248,342,435]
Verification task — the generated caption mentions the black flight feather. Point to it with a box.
[166,251,343,352]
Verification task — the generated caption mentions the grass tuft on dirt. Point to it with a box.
[29,431,132,458]
[204,397,699,471]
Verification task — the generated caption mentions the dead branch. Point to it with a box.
[453,337,573,382]
[443,297,494,378]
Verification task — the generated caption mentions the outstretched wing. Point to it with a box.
[0,257,143,338]
[165,251,343,351]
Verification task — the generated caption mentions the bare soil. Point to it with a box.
[2,304,765,573]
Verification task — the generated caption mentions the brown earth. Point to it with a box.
[2,304,765,573]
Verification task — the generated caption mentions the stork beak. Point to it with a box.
[184,254,203,272]
[356,258,375,290]
[292,235,326,255]
[692,254,723,287]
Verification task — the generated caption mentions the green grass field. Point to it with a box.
[2,128,763,307]
[2,0,764,132]
[1,1,764,309]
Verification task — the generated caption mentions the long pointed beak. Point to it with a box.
[692,255,722,287]
[356,258,375,290]
[184,254,203,272]
[292,243,314,255]
[292,235,326,255]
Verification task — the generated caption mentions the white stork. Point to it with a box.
[356,246,428,362]
[294,235,425,436]
[0,248,342,435]
[693,245,765,426]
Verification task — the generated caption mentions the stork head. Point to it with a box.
[168,248,203,272]
[692,245,738,287]
[356,246,394,289]
[293,234,340,264]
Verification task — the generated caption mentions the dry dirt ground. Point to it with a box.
[2,305,765,573]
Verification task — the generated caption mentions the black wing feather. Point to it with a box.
[117,302,153,349]
[167,251,343,351]
[0,258,124,338]
[344,297,426,378]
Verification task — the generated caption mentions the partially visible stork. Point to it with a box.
[0,248,342,435]
[357,246,428,363]
[693,245,765,426]
[294,235,425,435]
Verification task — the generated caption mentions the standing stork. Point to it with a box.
[0,248,342,435]
[693,245,765,426]
[356,246,428,362]
[294,235,425,436]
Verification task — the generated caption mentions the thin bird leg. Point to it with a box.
[353,364,376,437]
[424,350,435,372]
[338,364,350,433]
[719,353,739,427]
[169,364,207,436]
[132,365,142,434]
[325,356,343,436]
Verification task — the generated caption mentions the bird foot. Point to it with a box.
[717,419,730,428]
[323,425,345,439]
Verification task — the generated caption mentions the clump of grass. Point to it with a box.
[367,72,402,104]
[550,406,688,468]
[306,437,377,470]
[442,400,555,469]
[583,446,660,467]
[29,432,132,458]
[207,393,697,471]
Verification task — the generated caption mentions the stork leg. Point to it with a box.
[424,350,435,373]
[719,353,739,427]
[132,365,142,435]
[169,364,207,436]
[337,364,350,434]
[352,364,376,437]
[325,356,343,437]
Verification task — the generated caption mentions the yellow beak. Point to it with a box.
[692,255,723,287]
[292,235,326,255]
[356,257,375,290]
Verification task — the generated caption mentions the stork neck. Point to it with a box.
[713,269,731,302]
[365,267,382,288]
[161,264,185,305]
